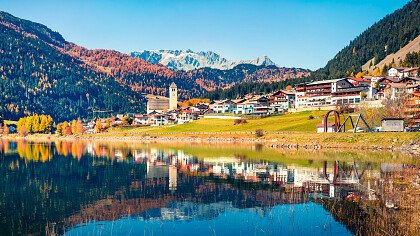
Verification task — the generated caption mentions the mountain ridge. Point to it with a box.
[131,49,276,71]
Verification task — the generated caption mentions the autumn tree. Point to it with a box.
[95,120,102,133]
[65,126,72,136]
[76,118,84,134]
[71,120,77,135]
[122,116,132,126]
[3,125,9,136]
[61,121,70,136]
[18,126,28,137]
[46,115,53,133]
[17,115,54,135]
[56,123,63,136]
[382,96,408,119]
[356,102,383,128]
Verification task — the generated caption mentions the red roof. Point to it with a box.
[349,77,370,82]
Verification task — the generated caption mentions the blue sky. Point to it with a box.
[1,0,410,70]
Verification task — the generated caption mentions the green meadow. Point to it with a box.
[110,111,326,134]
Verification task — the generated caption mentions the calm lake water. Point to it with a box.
[0,140,418,235]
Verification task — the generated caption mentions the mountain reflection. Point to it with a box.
[0,139,418,235]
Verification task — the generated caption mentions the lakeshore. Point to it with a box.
[3,131,420,154]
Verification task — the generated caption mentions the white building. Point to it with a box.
[210,100,233,113]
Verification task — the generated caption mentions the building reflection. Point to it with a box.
[0,139,417,235]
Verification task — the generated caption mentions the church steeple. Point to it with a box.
[169,82,178,110]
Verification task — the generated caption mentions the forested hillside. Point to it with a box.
[0,12,142,121]
[205,77,311,100]
[185,64,309,91]
[313,0,420,79]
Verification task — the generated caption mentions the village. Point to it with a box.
[84,66,420,133]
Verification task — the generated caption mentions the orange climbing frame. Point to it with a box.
[323,110,341,132]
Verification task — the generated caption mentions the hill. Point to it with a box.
[313,0,420,79]
[0,11,310,121]
[362,34,420,72]
[0,11,144,121]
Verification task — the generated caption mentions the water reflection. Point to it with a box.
[0,139,418,235]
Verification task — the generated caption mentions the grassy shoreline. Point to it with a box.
[2,111,419,151]
[2,131,419,151]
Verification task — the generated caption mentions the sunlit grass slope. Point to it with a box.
[110,111,327,134]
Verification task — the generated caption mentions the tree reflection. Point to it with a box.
[0,140,417,235]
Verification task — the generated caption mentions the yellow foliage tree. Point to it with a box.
[178,98,211,108]
[95,120,102,133]
[355,71,366,78]
[71,120,77,135]
[76,118,84,134]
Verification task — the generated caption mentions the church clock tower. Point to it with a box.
[169,82,178,111]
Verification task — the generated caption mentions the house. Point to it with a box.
[231,99,246,114]
[404,85,420,128]
[347,77,371,87]
[250,96,271,115]
[388,67,419,78]
[388,67,404,77]
[178,109,200,123]
[150,114,169,126]
[382,118,404,132]
[210,100,233,113]
[133,115,150,126]
[114,116,124,125]
[252,106,271,116]
[234,99,260,114]
[316,121,338,133]
[195,103,209,114]
[404,67,419,77]
[84,121,96,134]
[231,99,247,114]
[269,90,296,112]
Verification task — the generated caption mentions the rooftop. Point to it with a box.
[146,94,168,100]
[306,78,347,86]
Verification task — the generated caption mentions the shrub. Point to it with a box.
[255,129,264,138]
[234,119,247,125]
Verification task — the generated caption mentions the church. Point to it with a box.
[146,83,178,114]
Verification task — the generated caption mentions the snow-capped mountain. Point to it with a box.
[131,49,276,71]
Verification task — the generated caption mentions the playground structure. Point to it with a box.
[323,110,372,133]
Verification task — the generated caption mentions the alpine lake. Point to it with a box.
[0,139,418,236]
